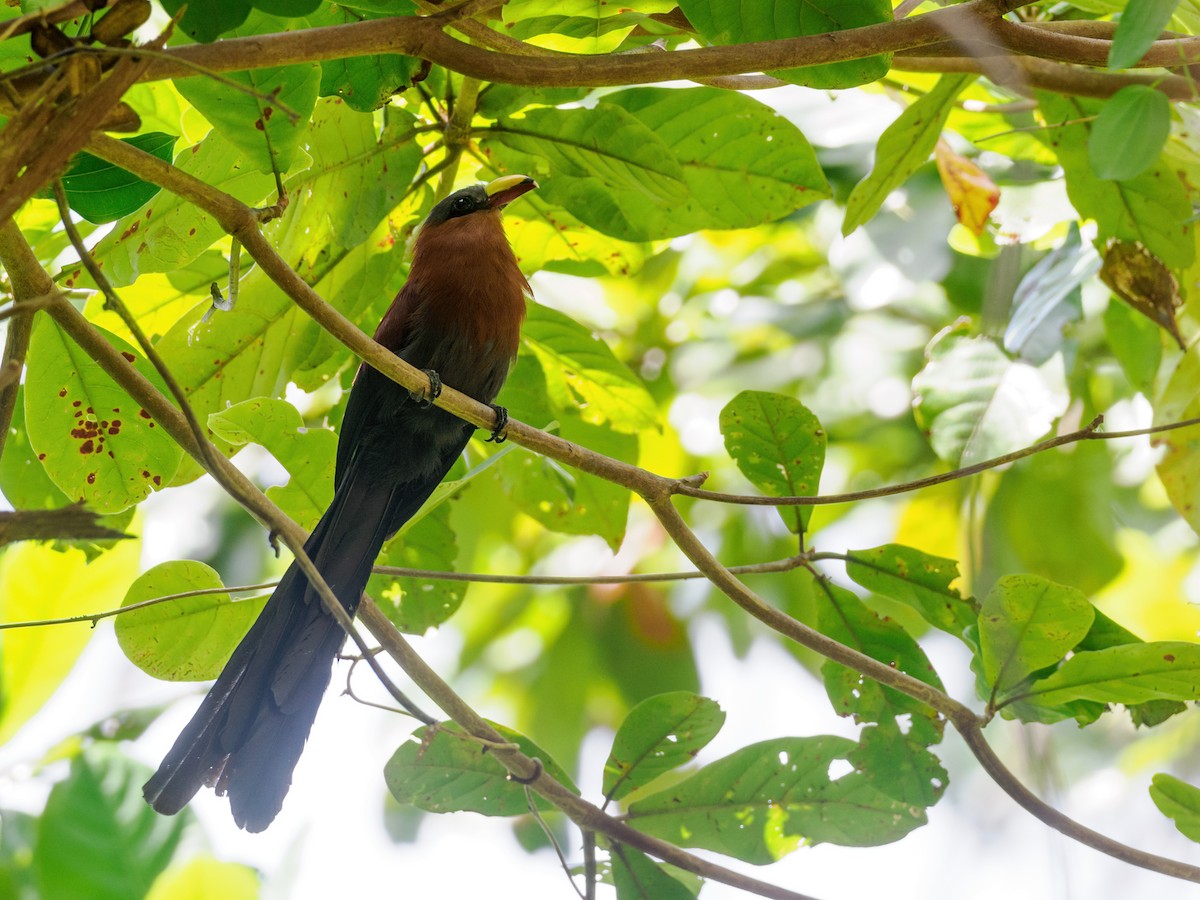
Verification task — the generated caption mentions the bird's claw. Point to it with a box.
[413,368,442,408]
[486,405,509,443]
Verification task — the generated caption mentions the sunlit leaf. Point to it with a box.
[978,574,1093,702]
[1108,0,1182,69]
[816,582,944,747]
[115,560,266,682]
[678,0,892,88]
[174,12,320,173]
[844,75,975,235]
[145,855,259,900]
[1089,86,1171,181]
[1015,641,1200,707]
[934,139,998,236]
[208,397,337,529]
[0,540,139,744]
[611,845,695,900]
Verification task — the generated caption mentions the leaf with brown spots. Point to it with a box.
[24,318,182,514]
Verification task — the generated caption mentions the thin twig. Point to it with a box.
[675,415,1200,507]
[0,556,806,631]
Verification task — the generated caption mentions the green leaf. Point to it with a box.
[843,74,975,235]
[1150,773,1200,843]
[627,736,926,860]
[24,318,183,513]
[979,575,1093,701]
[252,0,322,14]
[603,692,726,802]
[173,12,321,173]
[844,544,975,638]
[0,385,72,510]
[115,561,266,682]
[284,100,422,252]
[815,582,944,747]
[1003,225,1096,365]
[371,502,463,633]
[483,104,689,241]
[503,0,661,53]
[0,540,139,744]
[611,845,695,900]
[35,746,190,900]
[310,5,421,111]
[506,194,651,277]
[600,87,831,236]
[1038,92,1193,269]
[88,130,277,287]
[719,390,824,534]
[1155,354,1200,536]
[49,134,178,224]
[207,398,337,530]
[523,303,657,432]
[384,721,577,816]
[677,0,892,88]
[145,856,260,900]
[912,331,1067,467]
[160,0,250,42]
[850,722,947,808]
[1015,642,1200,707]
[1109,0,1182,69]
[1089,86,1172,181]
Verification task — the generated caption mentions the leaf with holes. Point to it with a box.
[719,390,824,533]
[627,736,927,860]
[385,721,577,816]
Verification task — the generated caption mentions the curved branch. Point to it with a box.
[643,490,1200,884]
[130,0,1019,87]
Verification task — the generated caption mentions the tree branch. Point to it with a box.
[124,0,1024,88]
[641,490,1200,884]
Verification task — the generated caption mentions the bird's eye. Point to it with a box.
[451,196,474,214]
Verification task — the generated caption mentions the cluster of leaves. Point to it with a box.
[5,0,1200,897]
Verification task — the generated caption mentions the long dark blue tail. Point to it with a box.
[143,465,398,832]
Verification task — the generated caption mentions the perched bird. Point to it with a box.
[143,174,538,832]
